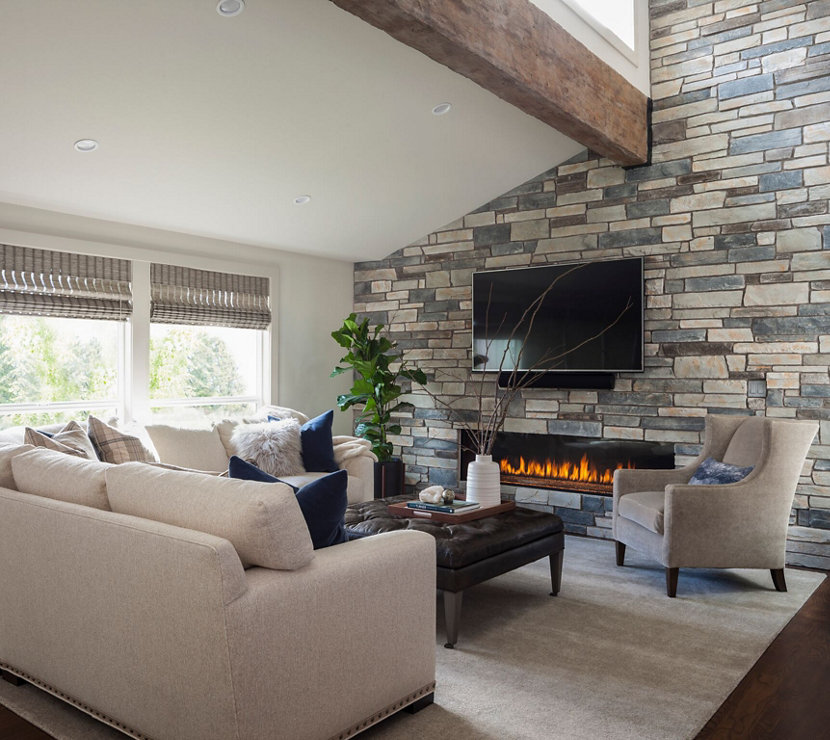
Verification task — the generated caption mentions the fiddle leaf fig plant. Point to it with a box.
[331,313,426,462]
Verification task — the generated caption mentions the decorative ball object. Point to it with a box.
[419,485,445,503]
[441,489,455,504]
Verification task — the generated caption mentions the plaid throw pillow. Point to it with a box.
[24,420,99,460]
[87,416,157,464]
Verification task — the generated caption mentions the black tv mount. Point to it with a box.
[496,371,615,390]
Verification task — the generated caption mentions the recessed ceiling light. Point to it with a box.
[432,102,452,116]
[216,0,245,17]
[293,195,311,205]
[74,139,99,152]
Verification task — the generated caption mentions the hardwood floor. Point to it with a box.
[0,703,50,739]
[695,572,830,740]
[1,571,828,739]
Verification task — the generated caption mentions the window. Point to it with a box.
[148,323,261,424]
[0,315,122,429]
[566,0,635,50]
[530,0,637,55]
[147,262,270,424]
[0,245,271,430]
[0,244,130,430]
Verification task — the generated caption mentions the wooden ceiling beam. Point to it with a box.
[331,0,649,166]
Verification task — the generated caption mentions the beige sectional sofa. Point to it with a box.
[0,406,377,504]
[0,445,436,739]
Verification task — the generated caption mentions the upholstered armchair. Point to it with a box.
[613,415,818,597]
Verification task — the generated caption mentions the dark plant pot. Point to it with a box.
[374,459,405,499]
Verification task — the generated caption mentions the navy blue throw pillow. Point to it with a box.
[689,457,754,486]
[295,469,348,549]
[228,456,347,549]
[229,455,280,483]
[300,410,339,473]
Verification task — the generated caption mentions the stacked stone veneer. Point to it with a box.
[353,0,830,568]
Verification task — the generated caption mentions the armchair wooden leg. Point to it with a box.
[666,567,679,598]
[615,541,626,566]
[771,568,787,592]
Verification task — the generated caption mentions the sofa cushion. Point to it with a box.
[24,420,99,460]
[144,424,229,472]
[277,471,358,503]
[689,456,754,486]
[214,419,242,458]
[230,418,305,477]
[106,463,314,570]
[228,456,348,549]
[87,416,157,464]
[300,410,338,473]
[0,443,35,490]
[11,447,112,510]
[722,417,765,467]
[617,490,665,534]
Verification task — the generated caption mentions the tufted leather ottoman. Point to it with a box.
[345,496,565,648]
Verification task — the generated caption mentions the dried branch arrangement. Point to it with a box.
[416,265,633,456]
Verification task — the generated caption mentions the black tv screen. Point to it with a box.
[472,257,644,373]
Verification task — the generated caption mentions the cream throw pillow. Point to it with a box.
[230,418,305,476]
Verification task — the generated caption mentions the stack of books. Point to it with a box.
[406,500,480,514]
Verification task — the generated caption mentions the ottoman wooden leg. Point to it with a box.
[549,549,564,596]
[443,590,463,649]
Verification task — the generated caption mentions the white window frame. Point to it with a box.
[0,258,270,427]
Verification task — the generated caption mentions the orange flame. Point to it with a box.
[499,454,634,485]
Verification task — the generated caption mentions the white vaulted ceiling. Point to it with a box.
[0,1,615,261]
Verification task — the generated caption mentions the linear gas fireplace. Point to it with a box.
[458,430,674,496]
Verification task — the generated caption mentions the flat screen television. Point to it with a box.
[472,256,644,374]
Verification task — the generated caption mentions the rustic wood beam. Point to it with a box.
[331,0,649,166]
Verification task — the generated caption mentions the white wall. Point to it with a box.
[0,202,355,434]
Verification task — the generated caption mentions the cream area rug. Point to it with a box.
[0,535,824,740]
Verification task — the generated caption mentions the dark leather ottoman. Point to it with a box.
[345,496,565,648]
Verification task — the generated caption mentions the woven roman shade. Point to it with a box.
[0,244,132,321]
[150,263,271,330]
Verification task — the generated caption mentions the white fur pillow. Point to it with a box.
[230,418,305,476]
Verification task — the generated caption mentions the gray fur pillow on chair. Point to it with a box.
[230,418,305,477]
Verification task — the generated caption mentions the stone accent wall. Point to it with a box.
[353,0,830,568]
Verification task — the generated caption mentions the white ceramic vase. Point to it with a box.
[466,454,502,507]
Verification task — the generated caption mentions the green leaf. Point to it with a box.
[375,442,393,461]
[336,393,369,411]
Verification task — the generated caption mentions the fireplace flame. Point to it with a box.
[499,454,634,485]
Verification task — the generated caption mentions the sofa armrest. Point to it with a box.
[613,466,695,497]
[224,530,436,740]
[663,479,789,567]
[333,435,376,503]
[340,453,374,503]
